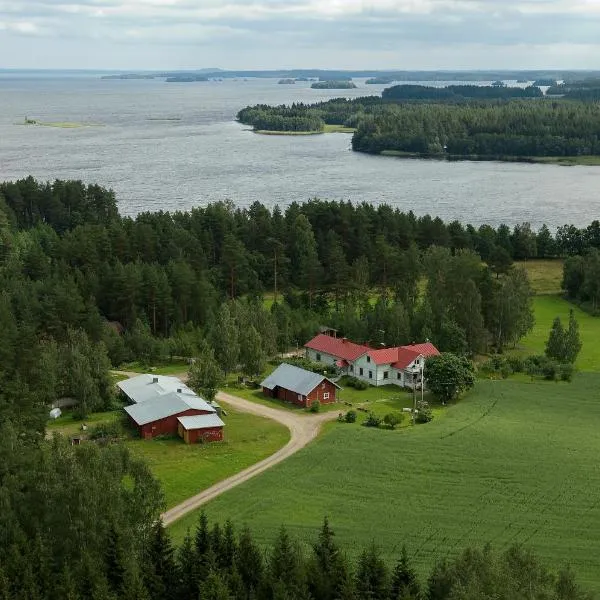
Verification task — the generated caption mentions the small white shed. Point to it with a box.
[49,407,62,420]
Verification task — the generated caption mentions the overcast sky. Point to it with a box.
[1,0,599,71]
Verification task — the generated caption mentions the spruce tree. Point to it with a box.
[545,316,566,362]
[235,526,264,597]
[104,526,127,596]
[390,546,421,600]
[177,531,198,599]
[355,542,390,600]
[144,522,178,600]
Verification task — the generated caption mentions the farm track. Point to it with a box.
[160,391,338,526]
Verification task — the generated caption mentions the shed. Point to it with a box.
[260,363,340,408]
[177,414,225,444]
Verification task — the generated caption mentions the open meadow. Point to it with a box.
[169,374,600,590]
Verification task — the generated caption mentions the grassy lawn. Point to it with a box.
[515,295,600,371]
[126,401,290,509]
[47,410,121,437]
[515,259,564,295]
[169,374,600,590]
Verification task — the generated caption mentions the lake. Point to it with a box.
[0,73,598,228]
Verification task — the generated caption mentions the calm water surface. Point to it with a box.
[0,75,598,227]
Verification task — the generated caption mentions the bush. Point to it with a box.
[415,400,433,424]
[309,400,321,413]
[344,410,357,423]
[364,412,382,428]
[507,355,525,373]
[383,412,404,430]
[88,420,122,441]
[525,354,560,381]
[345,376,369,390]
[559,362,575,382]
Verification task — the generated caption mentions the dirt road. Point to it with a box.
[161,391,338,526]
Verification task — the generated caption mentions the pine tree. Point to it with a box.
[545,316,566,362]
[390,546,420,600]
[564,310,583,364]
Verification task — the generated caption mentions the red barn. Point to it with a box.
[260,363,340,408]
[119,374,220,440]
[177,414,225,444]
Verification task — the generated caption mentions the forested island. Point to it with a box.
[2,177,600,597]
[278,78,296,84]
[366,77,394,84]
[311,80,357,89]
[238,82,600,163]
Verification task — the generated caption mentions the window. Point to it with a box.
[323,392,330,400]
[316,353,321,361]
[397,372,402,380]
[297,394,302,401]
[359,368,364,376]
[383,371,389,380]
[350,365,354,372]
[369,370,373,379]
[367,356,371,363]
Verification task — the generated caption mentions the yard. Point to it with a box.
[168,373,600,591]
[47,402,290,510]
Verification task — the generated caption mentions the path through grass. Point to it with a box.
[168,374,600,590]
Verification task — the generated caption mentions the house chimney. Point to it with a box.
[177,388,182,393]
[152,377,159,383]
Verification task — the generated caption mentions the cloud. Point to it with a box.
[0,0,599,68]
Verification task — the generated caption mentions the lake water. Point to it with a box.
[0,74,598,228]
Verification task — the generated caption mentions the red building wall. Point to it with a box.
[133,408,213,440]
[263,380,337,408]
[186,426,224,444]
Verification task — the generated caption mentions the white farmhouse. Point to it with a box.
[304,334,440,388]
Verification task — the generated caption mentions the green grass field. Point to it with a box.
[515,295,600,371]
[168,374,600,590]
[515,259,564,295]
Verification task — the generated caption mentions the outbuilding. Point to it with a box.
[260,363,340,408]
[177,414,225,444]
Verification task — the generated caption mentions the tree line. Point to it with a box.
[381,84,543,101]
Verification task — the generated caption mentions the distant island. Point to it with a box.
[533,78,558,87]
[366,77,394,84]
[311,80,357,89]
[278,79,296,85]
[166,75,209,83]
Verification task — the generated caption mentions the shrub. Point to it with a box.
[88,421,122,441]
[415,400,433,424]
[559,362,575,382]
[383,412,404,430]
[507,355,525,373]
[344,410,357,423]
[364,413,381,428]
[309,400,321,413]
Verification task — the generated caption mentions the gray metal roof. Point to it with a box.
[260,363,340,397]
[124,391,215,426]
[177,414,225,430]
[117,374,196,404]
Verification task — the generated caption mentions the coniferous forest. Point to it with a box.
[0,177,598,598]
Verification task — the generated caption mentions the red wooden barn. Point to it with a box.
[260,363,340,408]
[119,374,223,441]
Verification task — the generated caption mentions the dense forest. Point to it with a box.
[238,82,600,158]
[381,84,543,101]
[0,177,597,598]
[351,101,600,157]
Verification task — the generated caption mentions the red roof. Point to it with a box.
[305,334,440,369]
[304,334,368,361]
[392,343,440,369]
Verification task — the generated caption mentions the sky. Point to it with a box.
[1,0,599,71]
